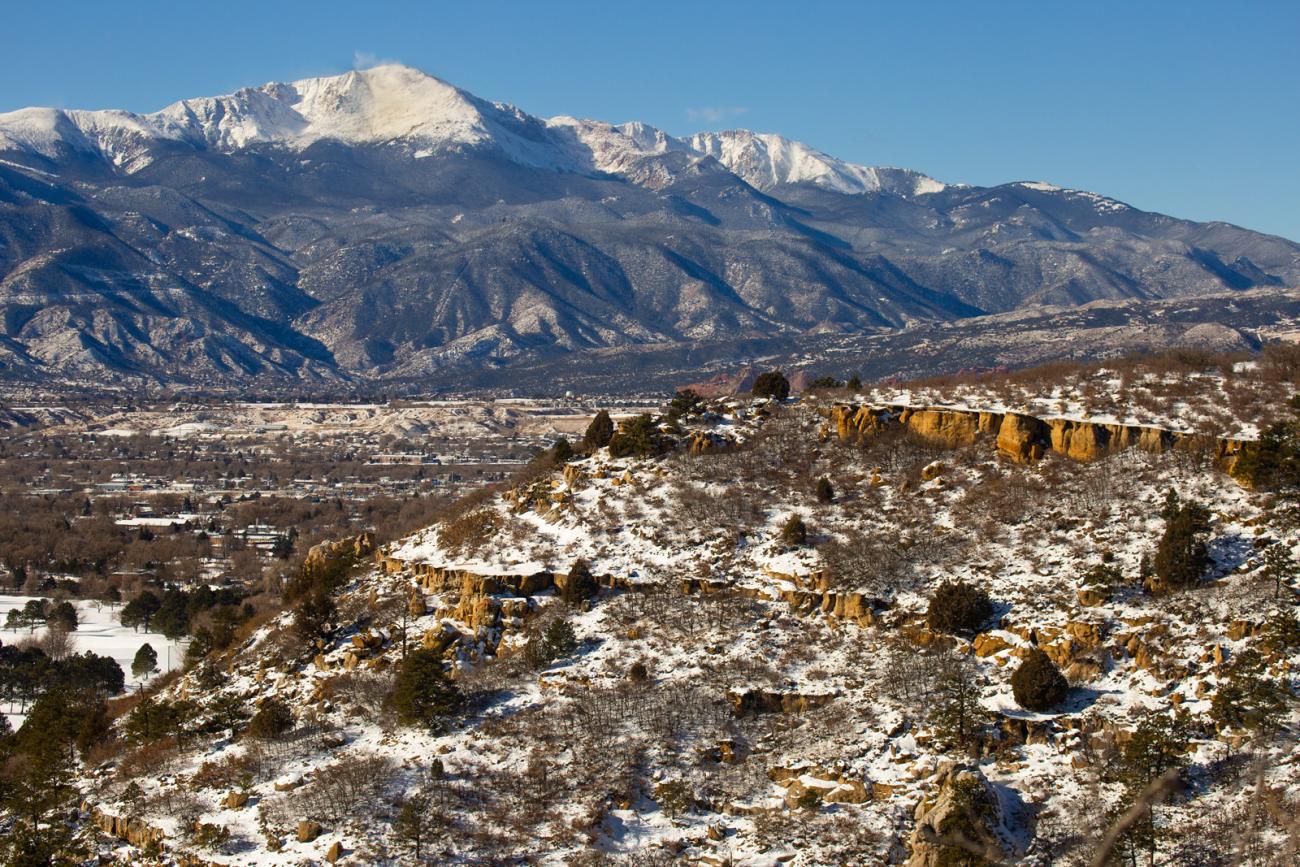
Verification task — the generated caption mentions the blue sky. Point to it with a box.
[3,0,1297,240]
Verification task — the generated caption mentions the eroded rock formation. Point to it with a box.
[826,402,1252,476]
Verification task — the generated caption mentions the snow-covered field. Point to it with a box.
[1,594,186,728]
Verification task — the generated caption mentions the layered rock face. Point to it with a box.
[827,403,1252,475]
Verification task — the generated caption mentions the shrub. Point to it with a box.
[926,580,994,634]
[779,515,807,547]
[387,648,460,729]
[584,409,615,449]
[752,370,790,400]
[246,698,294,740]
[628,661,649,682]
[1010,649,1069,711]
[440,507,500,551]
[1078,564,1124,590]
[815,477,834,504]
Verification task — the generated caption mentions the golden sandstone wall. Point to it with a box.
[825,403,1250,476]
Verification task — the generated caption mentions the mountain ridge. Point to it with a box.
[0,64,1297,391]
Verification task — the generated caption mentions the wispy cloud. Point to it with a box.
[353,50,404,70]
[685,105,750,125]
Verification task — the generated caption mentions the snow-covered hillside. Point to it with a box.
[19,371,1297,865]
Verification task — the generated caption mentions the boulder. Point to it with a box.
[224,791,249,809]
[297,820,322,843]
[972,633,1012,658]
[906,765,1005,866]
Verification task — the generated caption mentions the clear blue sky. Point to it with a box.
[3,1,1297,240]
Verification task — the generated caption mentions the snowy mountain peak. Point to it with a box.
[687,129,945,196]
[0,64,944,195]
[156,64,491,151]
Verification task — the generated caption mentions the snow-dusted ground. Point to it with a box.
[1,594,187,728]
[37,388,1300,864]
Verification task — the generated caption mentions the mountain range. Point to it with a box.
[0,64,1296,392]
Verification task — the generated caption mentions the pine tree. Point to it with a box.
[1113,712,1189,865]
[583,410,615,449]
[1261,542,1295,600]
[45,601,77,633]
[387,648,461,730]
[293,590,337,643]
[607,414,668,458]
[394,792,438,862]
[1209,649,1289,736]
[1151,495,1210,592]
[929,651,982,754]
[815,476,834,504]
[541,619,577,659]
[131,643,158,681]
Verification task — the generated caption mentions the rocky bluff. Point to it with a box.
[826,403,1252,477]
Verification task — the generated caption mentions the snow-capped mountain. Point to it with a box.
[0,65,944,195]
[0,64,1296,391]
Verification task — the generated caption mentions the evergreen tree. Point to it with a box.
[1209,649,1290,736]
[752,370,791,400]
[293,590,337,644]
[607,414,669,458]
[541,619,577,659]
[119,591,161,632]
[387,648,461,730]
[1010,649,1069,711]
[394,792,438,862]
[847,374,862,390]
[1261,542,1295,600]
[1151,494,1211,592]
[665,389,705,423]
[583,410,615,449]
[551,436,574,463]
[1112,712,1189,865]
[246,698,294,739]
[1235,419,1300,489]
[927,580,994,635]
[152,590,192,640]
[44,602,77,633]
[561,559,600,605]
[131,643,158,681]
[929,651,982,754]
[815,476,835,504]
